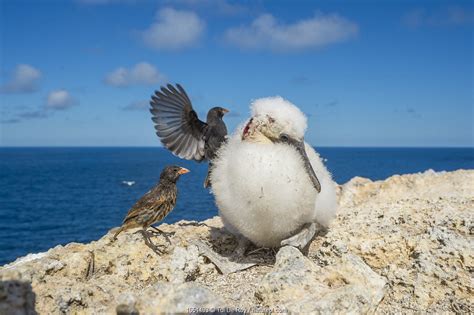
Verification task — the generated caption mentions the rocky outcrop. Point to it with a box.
[1,169,472,314]
[256,245,386,313]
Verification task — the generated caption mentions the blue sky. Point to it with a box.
[1,0,473,147]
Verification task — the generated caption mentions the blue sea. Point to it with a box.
[1,147,473,265]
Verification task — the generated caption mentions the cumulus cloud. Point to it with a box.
[122,100,149,111]
[225,12,358,52]
[105,62,165,87]
[105,67,129,87]
[0,64,41,93]
[46,89,77,110]
[141,8,205,51]
[2,89,76,124]
[403,6,474,27]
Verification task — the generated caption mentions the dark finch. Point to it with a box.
[149,83,228,188]
[113,165,189,252]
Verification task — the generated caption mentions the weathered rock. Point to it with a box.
[167,245,200,283]
[116,283,224,314]
[331,169,474,313]
[256,245,386,313]
[0,169,472,314]
[0,270,36,315]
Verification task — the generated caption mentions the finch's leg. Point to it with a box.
[148,226,174,243]
[140,230,165,254]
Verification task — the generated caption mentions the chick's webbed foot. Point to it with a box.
[280,222,317,250]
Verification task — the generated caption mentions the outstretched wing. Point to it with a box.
[150,84,207,161]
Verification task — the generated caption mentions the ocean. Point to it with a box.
[1,147,473,265]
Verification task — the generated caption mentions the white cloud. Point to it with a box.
[141,7,205,51]
[104,62,165,87]
[2,88,77,123]
[105,67,128,87]
[225,12,358,52]
[130,62,162,84]
[0,64,42,93]
[46,89,76,110]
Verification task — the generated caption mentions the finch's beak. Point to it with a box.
[178,167,190,175]
[221,108,229,114]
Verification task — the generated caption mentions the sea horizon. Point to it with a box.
[1,146,473,265]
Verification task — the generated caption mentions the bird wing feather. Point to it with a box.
[150,84,207,161]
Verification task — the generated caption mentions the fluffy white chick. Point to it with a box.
[211,96,337,247]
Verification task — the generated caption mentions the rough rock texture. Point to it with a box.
[1,169,472,314]
[256,245,386,313]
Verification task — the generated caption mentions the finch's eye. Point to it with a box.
[279,134,289,142]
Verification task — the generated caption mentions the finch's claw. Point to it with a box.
[148,226,174,244]
[140,230,168,255]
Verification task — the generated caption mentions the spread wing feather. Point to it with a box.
[150,84,207,161]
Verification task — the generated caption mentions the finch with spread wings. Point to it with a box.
[149,84,228,188]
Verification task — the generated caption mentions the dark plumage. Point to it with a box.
[113,165,189,252]
[149,83,228,188]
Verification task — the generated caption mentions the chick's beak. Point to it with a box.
[177,167,190,175]
[293,139,322,193]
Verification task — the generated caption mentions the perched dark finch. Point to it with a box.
[149,83,228,188]
[113,165,189,253]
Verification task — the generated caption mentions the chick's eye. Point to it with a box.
[279,134,289,142]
